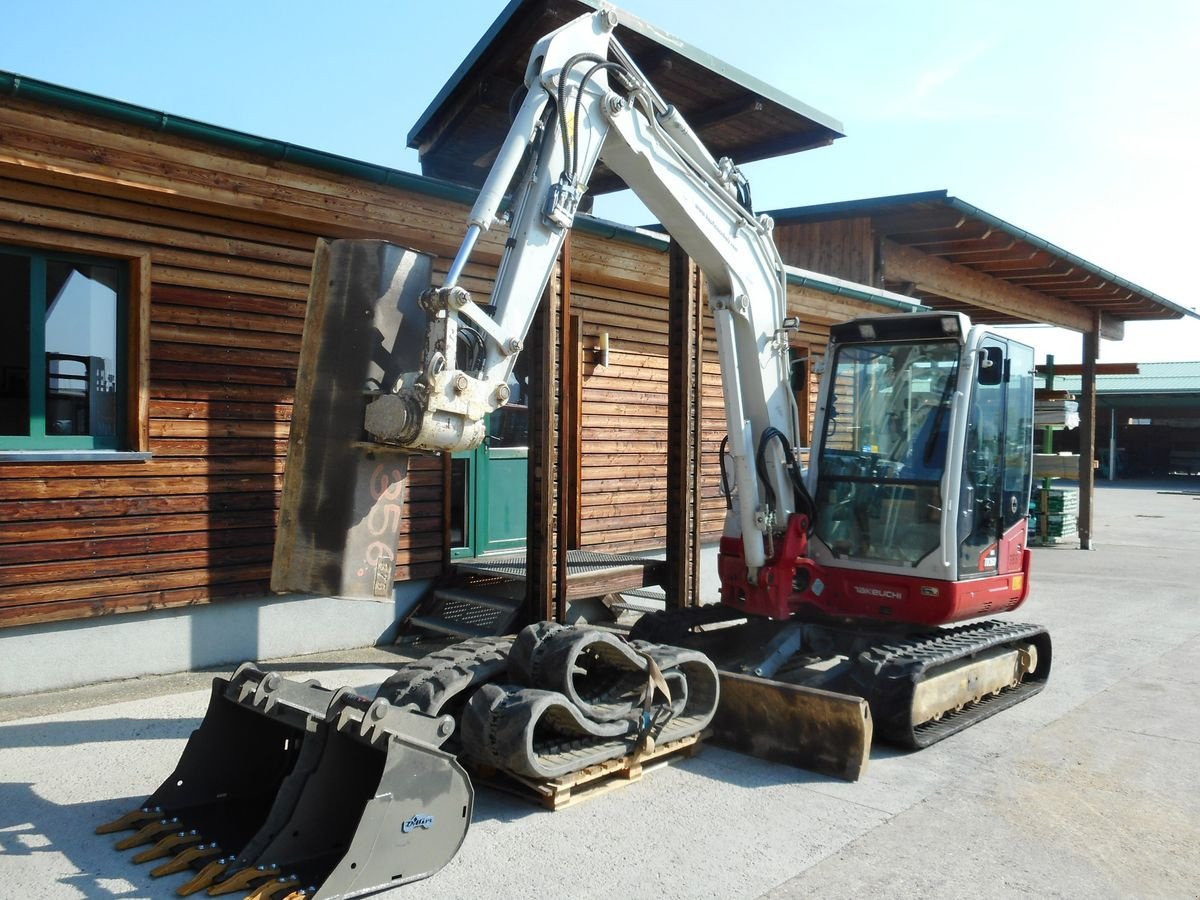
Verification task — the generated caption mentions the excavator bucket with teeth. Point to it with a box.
[96,663,472,899]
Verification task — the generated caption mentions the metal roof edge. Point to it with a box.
[606,6,844,138]
[941,196,1198,321]
[408,0,845,150]
[408,0,534,149]
[765,190,950,224]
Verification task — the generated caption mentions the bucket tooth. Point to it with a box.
[150,842,221,877]
[176,858,234,896]
[95,806,162,834]
[131,829,202,863]
[206,864,280,895]
[245,876,302,900]
[114,818,180,850]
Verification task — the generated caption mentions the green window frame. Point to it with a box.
[0,244,130,451]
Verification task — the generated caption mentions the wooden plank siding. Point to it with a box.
[0,94,895,628]
[773,218,876,285]
[0,97,467,627]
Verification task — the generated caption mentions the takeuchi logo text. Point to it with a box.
[852,585,903,600]
[402,814,435,833]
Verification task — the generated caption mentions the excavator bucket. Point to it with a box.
[96,664,472,899]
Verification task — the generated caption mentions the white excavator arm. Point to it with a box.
[364,7,803,575]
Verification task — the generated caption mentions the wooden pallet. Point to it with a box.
[468,734,703,811]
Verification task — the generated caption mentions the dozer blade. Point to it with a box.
[709,672,872,782]
[99,664,472,899]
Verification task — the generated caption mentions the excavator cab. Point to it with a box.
[802,313,1036,625]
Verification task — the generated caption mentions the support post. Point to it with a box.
[1078,323,1099,549]
[554,236,575,619]
[665,241,703,609]
[527,259,561,622]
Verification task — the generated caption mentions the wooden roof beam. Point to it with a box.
[881,239,1124,340]
[871,208,968,235]
[688,97,765,130]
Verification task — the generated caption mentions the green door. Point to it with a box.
[449,398,529,559]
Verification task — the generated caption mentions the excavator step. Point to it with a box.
[432,587,524,612]
[405,586,523,640]
[407,614,496,640]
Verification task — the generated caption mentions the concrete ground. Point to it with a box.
[1,480,1198,899]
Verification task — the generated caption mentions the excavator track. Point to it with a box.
[631,609,1049,761]
[854,619,1052,749]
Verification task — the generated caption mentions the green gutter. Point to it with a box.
[573,216,674,251]
[0,70,477,206]
[768,190,950,224]
[786,269,927,312]
[575,217,924,311]
[2,69,912,314]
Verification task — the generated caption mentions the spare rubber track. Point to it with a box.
[858,619,1052,749]
[460,625,721,780]
[379,636,514,715]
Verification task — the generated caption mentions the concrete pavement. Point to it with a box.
[1,480,1198,899]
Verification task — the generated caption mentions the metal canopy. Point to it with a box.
[1054,361,1200,395]
[408,0,844,195]
[768,190,1195,326]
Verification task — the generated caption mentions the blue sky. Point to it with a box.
[4,0,1198,364]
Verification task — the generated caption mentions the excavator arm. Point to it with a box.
[363,6,803,578]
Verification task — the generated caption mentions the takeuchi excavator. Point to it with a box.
[358,4,1051,750]
[97,6,1050,898]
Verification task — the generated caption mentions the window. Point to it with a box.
[1,246,128,450]
[813,339,960,565]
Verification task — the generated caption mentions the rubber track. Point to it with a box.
[859,619,1052,748]
[460,634,720,780]
[379,636,514,715]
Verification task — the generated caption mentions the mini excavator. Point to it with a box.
[96,6,1049,898]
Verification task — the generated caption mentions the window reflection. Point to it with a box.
[44,260,119,438]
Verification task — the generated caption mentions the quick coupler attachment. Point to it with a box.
[97,664,474,899]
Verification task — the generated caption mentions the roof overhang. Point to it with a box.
[767,190,1195,330]
[408,0,844,194]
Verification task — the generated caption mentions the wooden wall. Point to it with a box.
[773,218,875,286]
[0,97,476,627]
[0,94,898,628]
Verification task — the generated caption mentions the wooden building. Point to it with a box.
[0,48,918,691]
[5,3,1188,693]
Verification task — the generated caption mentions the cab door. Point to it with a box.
[958,337,1034,577]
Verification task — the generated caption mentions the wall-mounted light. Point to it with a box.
[597,331,610,368]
